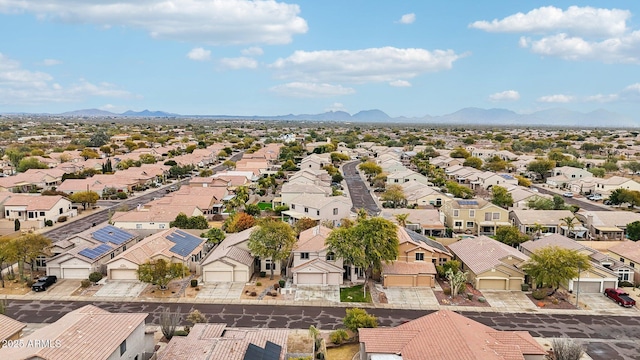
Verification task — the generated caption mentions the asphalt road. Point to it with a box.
[342,160,380,215]
[531,185,610,212]
[43,151,244,242]
[6,300,640,360]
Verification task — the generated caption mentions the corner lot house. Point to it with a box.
[3,194,75,227]
[448,236,529,290]
[289,225,344,286]
[106,228,205,280]
[0,305,153,360]
[359,309,546,360]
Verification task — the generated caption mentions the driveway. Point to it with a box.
[196,282,244,300]
[379,286,439,309]
[579,293,640,315]
[46,279,81,296]
[94,281,147,298]
[294,285,340,302]
[481,291,538,312]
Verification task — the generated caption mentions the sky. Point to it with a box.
[1,0,640,119]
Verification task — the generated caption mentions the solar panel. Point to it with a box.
[499,174,515,180]
[242,341,281,360]
[166,229,204,257]
[458,200,478,205]
[92,225,135,245]
[78,244,113,260]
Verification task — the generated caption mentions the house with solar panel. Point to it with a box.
[106,228,205,280]
[45,225,139,279]
[441,198,510,236]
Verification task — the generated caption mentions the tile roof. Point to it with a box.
[511,209,576,225]
[0,314,25,342]
[520,234,584,254]
[111,205,201,223]
[295,225,332,252]
[448,236,529,275]
[3,194,68,211]
[359,310,545,360]
[108,228,204,265]
[200,227,256,266]
[609,241,640,263]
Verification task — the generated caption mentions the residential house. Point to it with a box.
[592,176,640,195]
[575,210,640,240]
[3,194,75,228]
[106,228,205,279]
[158,323,289,360]
[445,165,483,184]
[0,314,25,347]
[546,166,592,187]
[23,168,66,189]
[288,168,332,185]
[111,205,204,231]
[57,176,135,196]
[284,194,352,227]
[279,182,331,207]
[510,209,577,236]
[380,208,446,237]
[289,225,345,286]
[381,227,452,288]
[200,228,256,283]
[386,169,429,186]
[441,198,510,236]
[607,241,640,283]
[0,305,153,360]
[510,186,551,209]
[378,158,406,173]
[429,155,463,169]
[299,153,330,170]
[149,186,228,215]
[448,236,529,290]
[189,176,230,188]
[46,225,139,279]
[470,172,518,190]
[359,309,546,360]
[400,180,450,208]
[520,234,625,292]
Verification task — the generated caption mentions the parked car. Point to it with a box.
[587,194,603,201]
[604,288,636,307]
[32,275,57,292]
[562,192,573,198]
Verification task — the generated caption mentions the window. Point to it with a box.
[415,253,425,261]
[35,256,47,267]
[631,262,635,268]
[28,212,35,219]
[123,245,127,251]
[291,204,295,209]
[317,210,320,216]
[618,269,631,281]
[620,257,625,263]
[39,211,45,216]
[326,252,335,261]
[492,212,500,220]
[59,208,63,214]
[304,207,309,213]
[454,221,463,228]
[111,253,115,259]
[466,221,474,228]
[485,213,492,221]
[159,224,166,229]
[469,210,475,218]
[300,252,309,259]
[333,208,338,215]
[265,260,272,270]
[453,209,459,217]
[136,224,142,229]
[120,340,126,356]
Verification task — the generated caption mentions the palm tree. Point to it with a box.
[560,216,579,238]
[394,213,409,228]
[530,223,545,240]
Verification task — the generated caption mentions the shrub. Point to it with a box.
[279,279,286,288]
[532,289,547,300]
[316,352,325,360]
[88,272,103,284]
[116,192,128,199]
[467,293,473,300]
[551,337,585,360]
[552,298,560,305]
[250,291,257,297]
[273,283,280,290]
[330,329,349,345]
[190,279,198,287]
[477,297,486,303]
[44,220,53,227]
[443,288,451,296]
[57,216,67,223]
[81,279,91,288]
[619,281,634,288]
[256,282,262,287]
[173,330,189,336]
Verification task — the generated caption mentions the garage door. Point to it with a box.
[204,270,233,282]
[478,278,507,290]
[110,269,138,280]
[509,279,523,291]
[384,275,414,287]
[297,273,323,285]
[575,281,601,293]
[61,268,89,279]
[233,270,248,283]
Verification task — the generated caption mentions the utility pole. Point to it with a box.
[575,266,582,308]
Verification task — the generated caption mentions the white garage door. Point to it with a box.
[233,270,248,283]
[205,270,233,282]
[297,273,323,285]
[61,267,89,279]
[575,281,601,294]
[110,269,138,280]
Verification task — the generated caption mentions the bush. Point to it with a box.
[467,293,473,300]
[88,272,103,283]
[279,279,286,288]
[532,289,547,300]
[81,279,91,288]
[552,298,560,305]
[330,329,349,345]
[173,330,189,336]
[190,279,198,287]
[116,192,128,199]
[250,291,257,297]
[316,352,325,360]
[477,297,486,303]
[273,283,279,290]
[57,216,67,223]
[256,282,262,287]
[44,220,53,227]
[619,281,634,288]
[443,288,451,296]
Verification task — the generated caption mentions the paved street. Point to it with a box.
[531,185,610,212]
[343,160,379,215]
[6,299,640,359]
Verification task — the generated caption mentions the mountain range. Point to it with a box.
[11,107,638,127]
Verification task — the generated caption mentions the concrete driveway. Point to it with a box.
[481,291,538,312]
[196,282,244,300]
[294,285,340,302]
[579,293,640,315]
[46,279,81,296]
[94,281,147,298]
[380,286,439,309]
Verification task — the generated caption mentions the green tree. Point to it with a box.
[450,147,471,159]
[244,204,261,217]
[484,156,508,172]
[495,226,529,247]
[281,159,299,171]
[380,184,405,208]
[137,258,188,290]
[627,221,640,241]
[526,159,555,180]
[0,238,18,288]
[16,157,48,172]
[330,152,350,164]
[10,233,52,280]
[624,161,640,174]
[80,148,100,160]
[588,167,606,178]
[560,216,580,238]
[69,190,100,210]
[516,175,532,187]
[248,218,297,280]
[170,213,209,229]
[527,196,554,210]
[201,228,225,246]
[139,153,157,164]
[87,131,109,147]
[222,160,236,170]
[445,181,474,199]
[522,246,591,296]
[446,268,468,298]
[394,213,409,227]
[343,308,377,338]
[358,161,382,179]
[102,158,113,173]
[199,169,213,177]
[491,185,513,208]
[463,156,483,169]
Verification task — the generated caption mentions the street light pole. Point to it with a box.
[575,266,581,308]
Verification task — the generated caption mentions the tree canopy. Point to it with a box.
[170,213,210,230]
[494,225,529,247]
[137,258,188,290]
[491,185,513,208]
[69,190,100,210]
[522,246,591,296]
[248,218,297,279]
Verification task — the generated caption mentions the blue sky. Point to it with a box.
[1,0,640,119]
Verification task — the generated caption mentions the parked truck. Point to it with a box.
[604,288,636,307]
[31,275,57,292]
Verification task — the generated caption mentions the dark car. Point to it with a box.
[32,275,57,292]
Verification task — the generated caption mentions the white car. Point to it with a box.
[588,194,603,201]
[562,192,573,198]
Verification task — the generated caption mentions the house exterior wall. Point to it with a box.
[4,199,75,224]
[292,249,343,269]
[107,258,139,280]
[105,322,149,360]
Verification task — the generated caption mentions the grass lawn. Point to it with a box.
[257,202,273,210]
[340,285,372,303]
[326,343,359,360]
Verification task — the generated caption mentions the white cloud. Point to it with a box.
[269,82,355,98]
[537,94,575,103]
[241,47,264,56]
[489,90,520,102]
[41,59,62,66]
[525,31,640,63]
[325,102,347,112]
[585,94,619,103]
[271,47,463,84]
[219,57,258,70]
[398,13,415,25]
[0,53,136,105]
[389,80,411,87]
[187,47,211,61]
[470,6,629,37]
[0,0,308,45]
